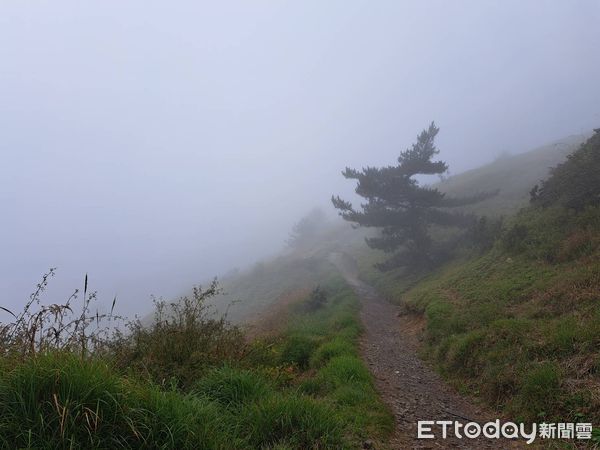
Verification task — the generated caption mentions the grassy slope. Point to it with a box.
[210,224,361,323]
[0,272,392,449]
[353,134,600,432]
[210,252,334,323]
[403,226,600,424]
[437,133,588,216]
[355,134,590,293]
[3,134,593,448]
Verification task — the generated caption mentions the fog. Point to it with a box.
[2,1,599,317]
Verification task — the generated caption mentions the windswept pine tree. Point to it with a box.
[332,122,495,271]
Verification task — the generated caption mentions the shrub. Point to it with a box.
[532,131,600,211]
[279,335,318,370]
[113,280,245,389]
[499,206,573,261]
[556,228,598,261]
[501,224,529,254]
[468,215,503,252]
[304,286,327,312]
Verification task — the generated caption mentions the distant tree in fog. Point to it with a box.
[332,122,495,271]
[287,208,327,248]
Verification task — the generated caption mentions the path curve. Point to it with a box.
[330,252,523,449]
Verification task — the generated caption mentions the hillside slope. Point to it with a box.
[437,133,588,216]
[356,131,600,433]
[209,224,362,324]
[215,133,589,325]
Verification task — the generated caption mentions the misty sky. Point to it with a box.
[2,1,599,317]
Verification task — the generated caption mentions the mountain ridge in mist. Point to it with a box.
[209,131,590,323]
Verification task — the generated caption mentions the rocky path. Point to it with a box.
[330,253,522,449]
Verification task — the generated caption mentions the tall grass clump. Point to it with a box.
[309,336,354,368]
[127,384,240,449]
[240,394,344,449]
[194,366,272,407]
[112,280,245,389]
[0,352,241,449]
[318,355,371,388]
[0,270,123,359]
[0,353,128,448]
[279,335,319,370]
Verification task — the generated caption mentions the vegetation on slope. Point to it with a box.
[437,133,588,216]
[333,122,496,273]
[355,132,600,432]
[0,268,392,448]
[209,217,357,324]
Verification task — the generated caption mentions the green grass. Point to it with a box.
[345,132,600,438]
[309,337,354,368]
[240,394,343,449]
[193,365,273,407]
[318,356,372,388]
[357,205,600,425]
[0,274,393,449]
[0,352,239,449]
[283,278,394,445]
[280,335,320,370]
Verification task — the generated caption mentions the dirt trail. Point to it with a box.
[330,253,522,449]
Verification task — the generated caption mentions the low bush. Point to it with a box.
[112,280,245,389]
[304,286,328,312]
[531,130,600,211]
[279,335,319,370]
